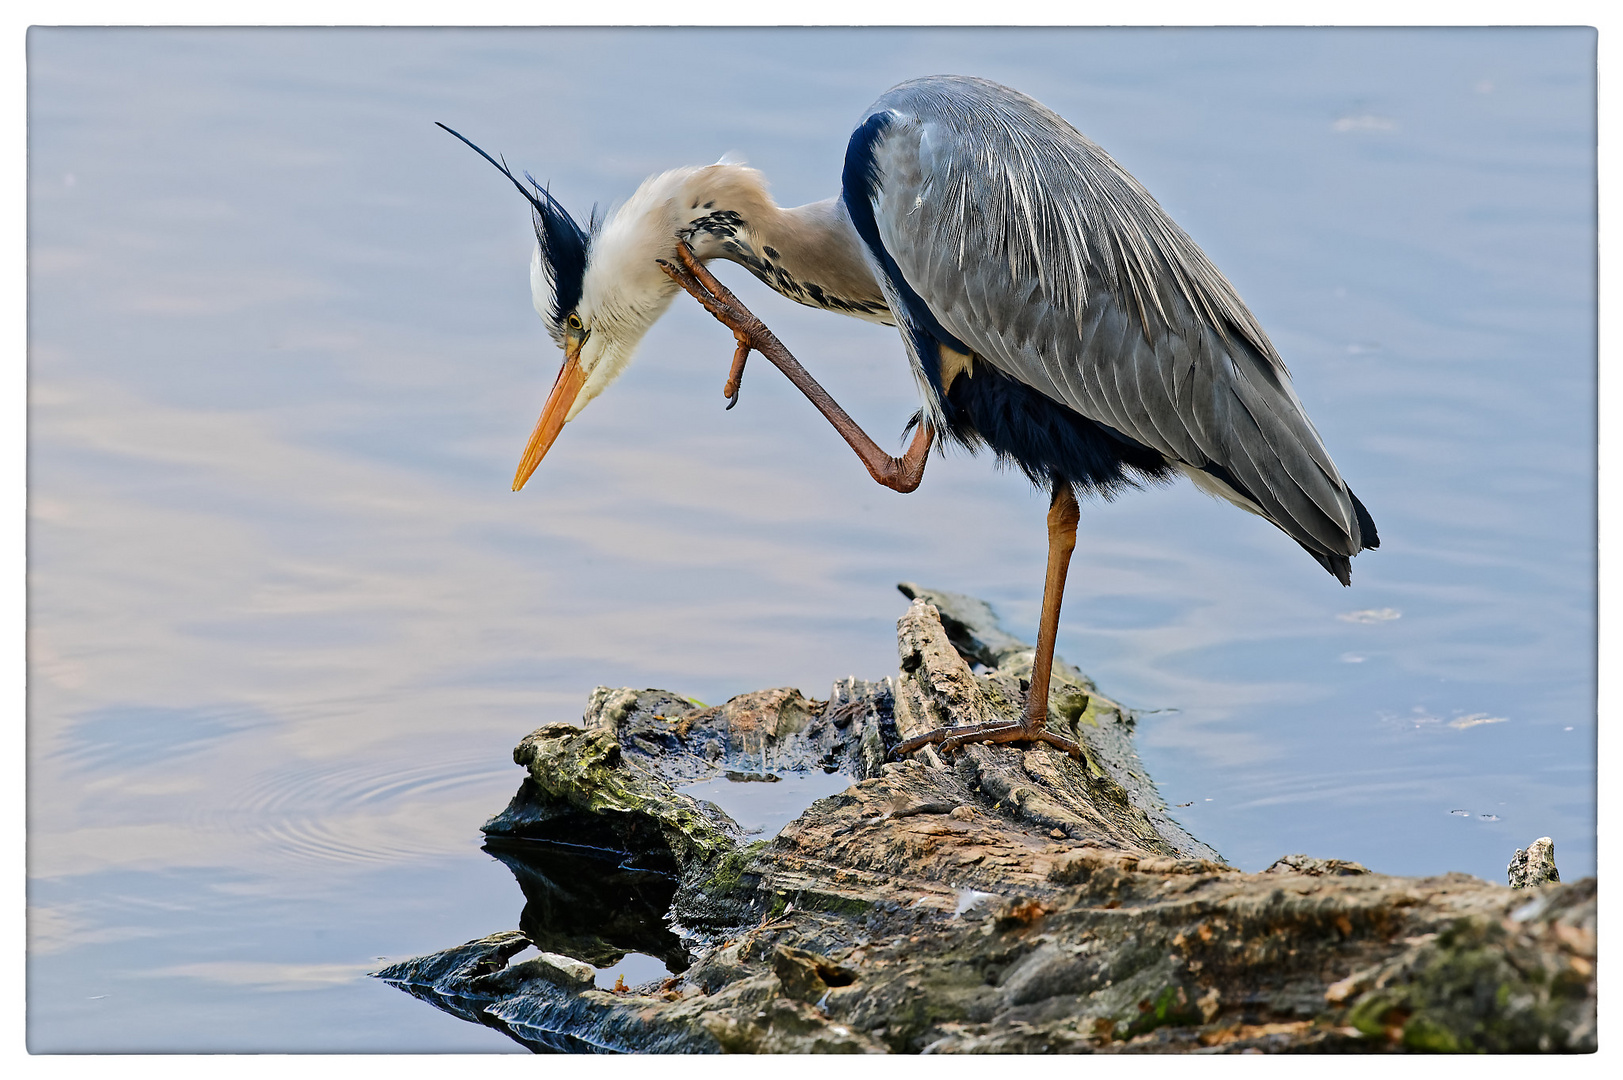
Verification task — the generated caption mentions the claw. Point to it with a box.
[722,336,750,409]
[891,719,1084,762]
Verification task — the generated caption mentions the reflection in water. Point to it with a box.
[382,767,858,1052]
[377,932,609,1054]
[377,674,895,1050]
[591,952,671,994]
[28,27,1595,1051]
[482,838,687,974]
[678,770,858,838]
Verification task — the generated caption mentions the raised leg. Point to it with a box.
[892,480,1086,761]
[658,242,931,493]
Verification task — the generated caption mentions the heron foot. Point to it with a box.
[658,245,770,410]
[891,719,1083,762]
[657,243,767,348]
[656,240,933,494]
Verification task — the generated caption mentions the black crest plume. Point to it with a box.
[435,122,590,330]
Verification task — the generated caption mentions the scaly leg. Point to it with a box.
[892,481,1085,760]
[1026,481,1083,754]
[658,242,931,492]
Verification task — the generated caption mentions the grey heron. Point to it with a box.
[439,74,1378,760]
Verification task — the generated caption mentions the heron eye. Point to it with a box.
[566,313,583,332]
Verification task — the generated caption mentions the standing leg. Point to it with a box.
[892,479,1086,761]
[1025,479,1080,733]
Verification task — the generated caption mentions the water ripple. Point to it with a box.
[200,754,515,866]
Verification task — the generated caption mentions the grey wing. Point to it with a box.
[866,78,1371,566]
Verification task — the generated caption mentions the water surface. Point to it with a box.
[27,27,1595,1052]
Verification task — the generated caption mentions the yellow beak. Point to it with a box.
[512,344,587,492]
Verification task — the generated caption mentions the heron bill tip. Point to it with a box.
[512,351,587,492]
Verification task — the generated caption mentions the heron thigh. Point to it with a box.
[937,343,975,393]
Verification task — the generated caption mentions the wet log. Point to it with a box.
[374,586,1595,1054]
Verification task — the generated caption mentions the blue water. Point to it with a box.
[27,27,1595,1052]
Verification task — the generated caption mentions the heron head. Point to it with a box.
[509,166,731,491]
[436,124,702,491]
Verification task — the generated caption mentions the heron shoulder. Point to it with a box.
[857,75,1285,376]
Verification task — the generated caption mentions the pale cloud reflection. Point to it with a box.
[29,904,164,956]
[153,961,375,991]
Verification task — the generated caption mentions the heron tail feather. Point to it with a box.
[1349,488,1380,551]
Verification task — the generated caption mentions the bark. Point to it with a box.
[375,586,1594,1054]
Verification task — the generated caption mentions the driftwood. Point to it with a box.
[375,585,1596,1054]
